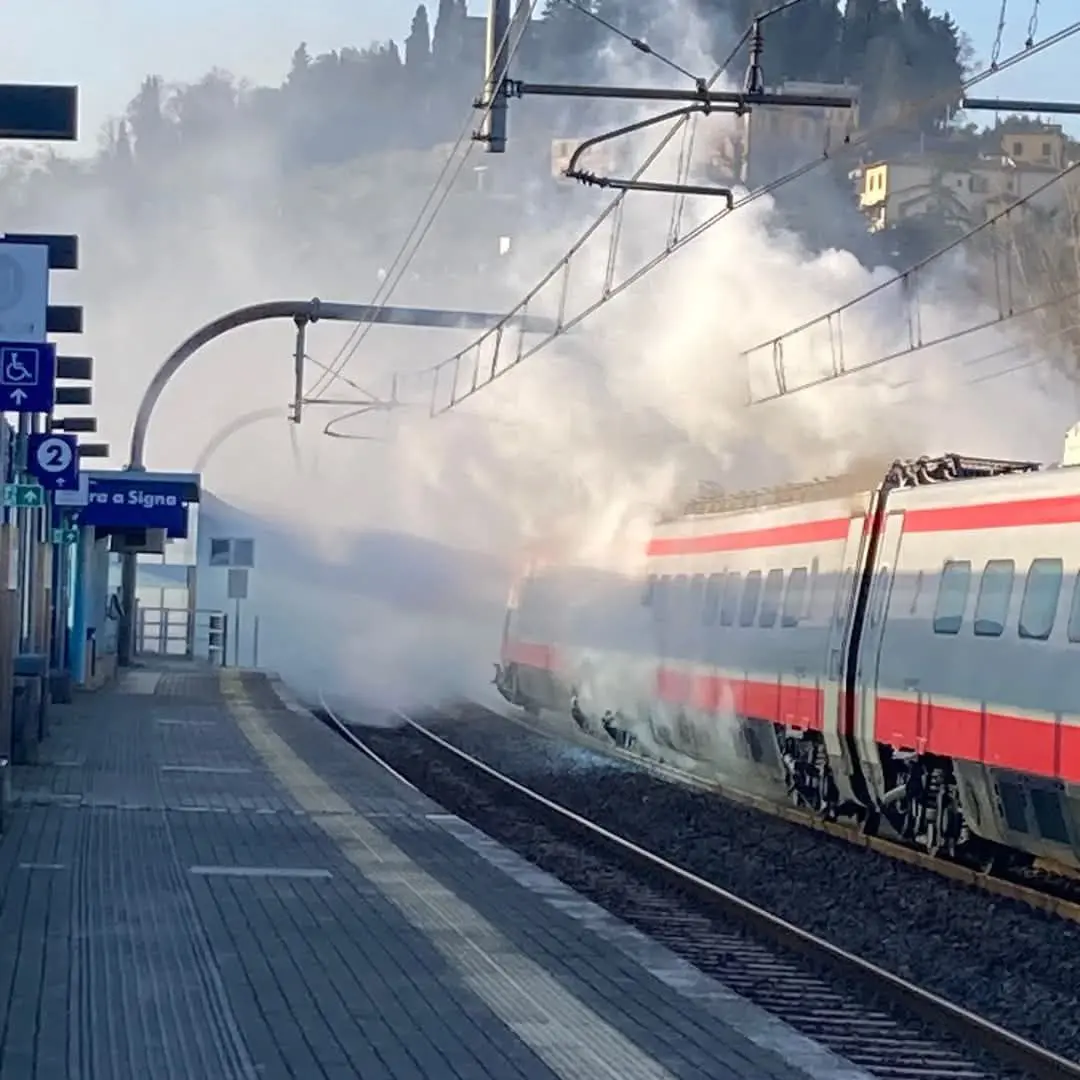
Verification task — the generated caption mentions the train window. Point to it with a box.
[671,575,690,623]
[973,559,1014,637]
[1018,558,1063,641]
[641,575,656,607]
[909,570,924,616]
[702,573,723,625]
[833,569,853,629]
[804,558,819,621]
[739,571,763,627]
[782,566,808,627]
[719,571,742,626]
[688,575,707,623]
[932,560,971,635]
[868,568,890,628]
[1067,573,1080,643]
[759,569,784,628]
[654,576,671,622]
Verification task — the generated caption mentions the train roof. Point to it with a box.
[664,454,1043,522]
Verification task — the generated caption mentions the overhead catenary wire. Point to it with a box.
[557,0,704,84]
[309,0,702,406]
[400,18,1080,421]
[752,281,1080,406]
[896,331,1080,399]
[311,0,720,409]
[1027,0,1040,48]
[991,0,1010,67]
[887,306,1080,391]
[742,157,1080,402]
[323,13,764,437]
[305,0,543,402]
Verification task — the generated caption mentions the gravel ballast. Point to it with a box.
[378,708,1080,1064]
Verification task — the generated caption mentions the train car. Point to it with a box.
[495,558,654,738]
[497,450,1080,872]
[642,472,877,804]
[862,457,1080,867]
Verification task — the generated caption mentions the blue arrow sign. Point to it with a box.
[27,432,78,490]
[0,341,55,412]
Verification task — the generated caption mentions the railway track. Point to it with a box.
[317,701,1080,1080]
[496,704,1080,926]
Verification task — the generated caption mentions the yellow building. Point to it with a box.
[1000,124,1066,169]
[856,125,1073,233]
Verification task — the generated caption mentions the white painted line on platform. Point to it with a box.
[160,765,252,775]
[189,865,332,880]
[231,694,681,1080]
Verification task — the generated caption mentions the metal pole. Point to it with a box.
[185,564,197,659]
[509,81,856,109]
[252,614,259,669]
[233,598,241,669]
[126,298,558,471]
[118,552,136,665]
[961,97,1080,115]
[116,299,557,667]
[478,0,512,152]
[292,318,306,424]
[15,414,29,653]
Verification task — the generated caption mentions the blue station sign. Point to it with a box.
[74,470,200,538]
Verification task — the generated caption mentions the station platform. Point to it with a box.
[0,661,871,1080]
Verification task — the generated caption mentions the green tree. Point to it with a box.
[405,5,432,70]
[126,75,176,164]
[432,0,467,65]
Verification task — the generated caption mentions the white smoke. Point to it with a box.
[23,5,1078,709]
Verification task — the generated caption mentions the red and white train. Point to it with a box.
[494,453,1080,871]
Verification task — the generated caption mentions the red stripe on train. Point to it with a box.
[905,494,1080,534]
[872,697,1080,781]
[503,641,1077,785]
[650,494,1080,558]
[656,670,825,731]
[654,670,1079,784]
[647,516,852,557]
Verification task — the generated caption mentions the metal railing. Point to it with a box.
[134,605,260,668]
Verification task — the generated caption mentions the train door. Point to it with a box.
[778,561,816,729]
[822,510,875,807]
[852,511,905,804]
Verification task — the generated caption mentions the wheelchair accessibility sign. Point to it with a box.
[0,341,55,412]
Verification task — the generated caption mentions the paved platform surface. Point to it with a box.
[0,661,872,1080]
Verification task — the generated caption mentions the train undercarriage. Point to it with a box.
[775,728,972,856]
[495,660,1031,872]
[877,749,970,858]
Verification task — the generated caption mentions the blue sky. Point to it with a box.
[0,0,1074,145]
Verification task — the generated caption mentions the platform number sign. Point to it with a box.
[27,432,78,491]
